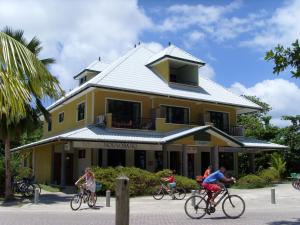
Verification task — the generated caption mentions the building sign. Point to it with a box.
[72,141,162,151]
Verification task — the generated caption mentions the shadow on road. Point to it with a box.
[204,216,229,220]
[39,193,72,204]
[267,218,300,225]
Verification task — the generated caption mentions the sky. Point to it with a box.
[1,0,300,127]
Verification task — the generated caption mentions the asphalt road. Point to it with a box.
[1,208,300,225]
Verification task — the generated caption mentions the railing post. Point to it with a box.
[271,188,276,204]
[106,190,111,207]
[34,188,39,204]
[191,190,196,206]
[116,176,130,225]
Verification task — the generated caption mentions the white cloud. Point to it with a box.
[241,0,300,49]
[0,0,155,90]
[199,64,215,80]
[230,79,300,127]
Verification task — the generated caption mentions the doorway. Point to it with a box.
[170,151,180,174]
[201,152,210,174]
[188,154,195,178]
[53,153,74,185]
[107,150,126,167]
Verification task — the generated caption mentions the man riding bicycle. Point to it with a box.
[202,166,235,206]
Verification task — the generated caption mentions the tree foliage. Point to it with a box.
[265,39,300,78]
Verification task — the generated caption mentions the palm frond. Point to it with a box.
[27,36,42,55]
[41,57,56,66]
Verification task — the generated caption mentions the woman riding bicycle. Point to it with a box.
[75,167,96,206]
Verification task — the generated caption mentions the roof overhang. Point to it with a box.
[73,69,100,79]
[146,55,205,67]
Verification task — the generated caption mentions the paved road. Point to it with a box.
[1,209,300,225]
[1,184,300,225]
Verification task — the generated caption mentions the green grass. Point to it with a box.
[40,184,60,192]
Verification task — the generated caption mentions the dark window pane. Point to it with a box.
[209,111,229,133]
[161,105,189,124]
[78,149,86,159]
[48,119,52,131]
[77,102,85,121]
[59,112,64,123]
[134,150,146,169]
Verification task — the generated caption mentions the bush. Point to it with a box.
[270,153,286,178]
[93,167,197,196]
[235,174,266,189]
[0,157,4,196]
[259,168,280,184]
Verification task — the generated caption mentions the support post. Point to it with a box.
[61,145,66,187]
[116,176,130,225]
[191,190,196,206]
[233,152,239,177]
[210,146,219,171]
[106,190,111,207]
[182,145,188,177]
[34,188,39,204]
[163,145,168,169]
[271,188,276,204]
[249,153,255,173]
[102,149,108,167]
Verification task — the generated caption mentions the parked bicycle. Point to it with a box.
[70,185,98,210]
[153,181,186,200]
[184,184,245,219]
[23,177,41,194]
[292,179,300,190]
[12,178,35,197]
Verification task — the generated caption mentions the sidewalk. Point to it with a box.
[1,183,299,213]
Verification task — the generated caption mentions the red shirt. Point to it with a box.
[203,169,211,178]
[166,175,175,183]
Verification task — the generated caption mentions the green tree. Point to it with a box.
[0,28,63,198]
[265,39,300,78]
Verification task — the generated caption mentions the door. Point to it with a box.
[107,150,126,167]
[170,152,180,174]
[53,153,61,185]
[134,150,146,169]
[65,154,74,185]
[188,154,195,178]
[210,111,229,133]
[201,152,210,175]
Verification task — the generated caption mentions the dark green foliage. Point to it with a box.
[259,168,280,184]
[265,39,300,78]
[93,167,197,196]
[235,175,266,189]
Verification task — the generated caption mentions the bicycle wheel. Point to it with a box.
[70,194,82,210]
[174,187,186,200]
[88,194,97,208]
[184,195,207,219]
[152,187,164,200]
[222,195,245,219]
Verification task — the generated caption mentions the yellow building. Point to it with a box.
[13,44,286,186]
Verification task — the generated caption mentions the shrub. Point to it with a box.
[235,174,266,189]
[259,168,280,184]
[270,153,286,178]
[0,157,4,195]
[93,167,198,196]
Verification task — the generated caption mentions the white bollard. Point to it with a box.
[34,188,39,204]
[191,190,196,206]
[271,187,276,204]
[116,176,130,225]
[106,190,111,207]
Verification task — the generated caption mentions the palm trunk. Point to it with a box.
[4,134,12,199]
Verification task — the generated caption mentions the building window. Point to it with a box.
[58,112,64,123]
[161,105,189,124]
[78,150,86,159]
[47,119,52,131]
[79,76,87,85]
[77,102,85,121]
[134,150,146,169]
[209,111,229,133]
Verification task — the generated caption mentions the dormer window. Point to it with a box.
[79,76,87,85]
[169,60,199,86]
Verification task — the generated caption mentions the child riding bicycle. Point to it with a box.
[161,170,176,199]
[75,167,96,206]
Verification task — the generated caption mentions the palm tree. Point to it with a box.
[0,27,63,198]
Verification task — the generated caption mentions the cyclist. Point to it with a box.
[161,170,176,199]
[202,166,235,206]
[75,167,96,206]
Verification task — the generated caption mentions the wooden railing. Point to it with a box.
[112,116,155,130]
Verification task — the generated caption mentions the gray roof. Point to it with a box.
[12,125,287,151]
[48,44,261,112]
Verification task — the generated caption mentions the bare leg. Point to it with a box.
[210,190,221,205]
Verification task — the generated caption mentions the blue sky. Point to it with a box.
[1,0,300,126]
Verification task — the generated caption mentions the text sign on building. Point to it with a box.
[72,141,162,151]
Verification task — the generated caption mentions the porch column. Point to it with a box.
[210,146,219,171]
[233,152,239,177]
[182,145,188,177]
[102,149,108,167]
[61,145,66,187]
[50,145,55,184]
[163,145,168,169]
[249,153,255,173]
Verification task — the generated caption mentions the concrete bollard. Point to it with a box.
[191,190,196,206]
[271,187,276,204]
[34,188,39,204]
[106,190,111,207]
[116,176,130,225]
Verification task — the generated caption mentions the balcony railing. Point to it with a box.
[112,116,155,130]
[229,125,245,136]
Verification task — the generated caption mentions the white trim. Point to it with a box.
[76,101,86,122]
[58,111,65,124]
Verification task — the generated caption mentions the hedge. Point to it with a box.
[93,167,198,196]
[234,174,266,189]
[259,168,280,184]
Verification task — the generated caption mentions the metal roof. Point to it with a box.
[73,60,109,79]
[146,44,205,66]
[12,125,286,151]
[47,44,261,112]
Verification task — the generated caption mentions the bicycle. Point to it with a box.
[23,177,41,194]
[184,184,245,219]
[70,185,97,210]
[292,179,300,190]
[12,178,35,197]
[153,181,186,200]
